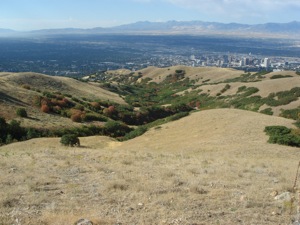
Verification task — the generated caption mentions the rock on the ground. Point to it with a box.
[74,218,93,225]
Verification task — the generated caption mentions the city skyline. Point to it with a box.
[1,0,300,31]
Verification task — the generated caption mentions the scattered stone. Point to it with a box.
[74,218,93,225]
[270,190,278,197]
[291,221,300,225]
[271,211,281,216]
[274,192,291,202]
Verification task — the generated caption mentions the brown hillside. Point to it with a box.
[135,65,243,83]
[0,72,125,126]
[0,72,125,104]
[1,109,300,224]
[198,76,300,98]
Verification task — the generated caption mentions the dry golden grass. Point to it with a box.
[0,72,125,105]
[135,65,243,84]
[0,72,126,128]
[1,109,300,224]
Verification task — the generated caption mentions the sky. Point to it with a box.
[1,0,300,31]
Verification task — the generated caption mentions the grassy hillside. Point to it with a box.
[1,109,300,224]
[0,72,125,129]
[1,66,300,224]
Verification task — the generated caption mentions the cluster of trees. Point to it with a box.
[104,103,193,126]
[0,115,136,146]
[0,117,33,145]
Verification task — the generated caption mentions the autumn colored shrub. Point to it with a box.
[41,104,50,113]
[71,113,83,123]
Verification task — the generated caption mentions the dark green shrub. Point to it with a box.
[260,108,273,115]
[280,108,300,120]
[16,108,28,118]
[8,120,26,141]
[119,126,148,141]
[60,134,80,147]
[104,121,132,138]
[265,126,291,136]
[83,113,107,122]
[169,112,189,121]
[264,126,300,147]
[270,75,293,79]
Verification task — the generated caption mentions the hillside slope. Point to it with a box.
[1,109,299,224]
[0,72,125,126]
[135,65,243,83]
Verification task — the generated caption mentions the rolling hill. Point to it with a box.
[0,108,299,224]
[1,65,300,224]
[0,72,125,128]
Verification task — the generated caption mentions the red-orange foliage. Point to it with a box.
[41,104,50,113]
[70,108,85,122]
[57,100,67,108]
[107,105,115,113]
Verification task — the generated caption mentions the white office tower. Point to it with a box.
[263,58,271,68]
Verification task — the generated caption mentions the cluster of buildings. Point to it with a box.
[187,54,300,72]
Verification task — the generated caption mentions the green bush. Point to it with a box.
[260,108,273,115]
[119,126,148,141]
[270,75,293,79]
[104,121,133,138]
[16,108,27,118]
[83,113,107,122]
[264,126,300,147]
[280,108,300,120]
[169,112,190,121]
[60,134,80,147]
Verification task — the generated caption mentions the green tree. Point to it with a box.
[60,134,80,147]
[16,108,28,118]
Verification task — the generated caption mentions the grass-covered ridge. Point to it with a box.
[1,67,300,146]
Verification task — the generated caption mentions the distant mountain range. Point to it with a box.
[1,20,300,38]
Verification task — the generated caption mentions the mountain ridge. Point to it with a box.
[1,20,300,37]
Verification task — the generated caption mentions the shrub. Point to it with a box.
[16,108,27,118]
[83,113,107,122]
[60,134,80,147]
[119,126,148,141]
[169,112,190,121]
[270,75,293,79]
[41,104,50,113]
[264,126,300,147]
[71,113,83,123]
[260,108,273,115]
[104,121,132,137]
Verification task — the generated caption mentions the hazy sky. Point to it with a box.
[1,0,300,30]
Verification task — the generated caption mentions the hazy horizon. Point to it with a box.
[1,0,300,31]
